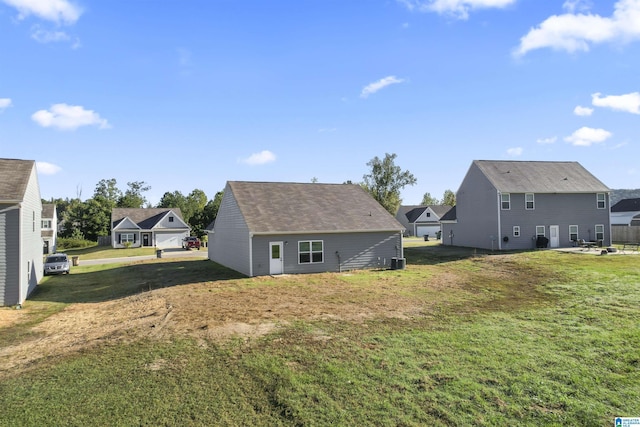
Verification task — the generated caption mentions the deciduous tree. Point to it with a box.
[362,153,416,214]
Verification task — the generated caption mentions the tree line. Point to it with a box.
[45,153,454,242]
[46,179,223,241]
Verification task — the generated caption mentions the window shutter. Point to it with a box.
[134,234,137,243]
[118,234,121,243]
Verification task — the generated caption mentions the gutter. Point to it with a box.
[496,190,502,251]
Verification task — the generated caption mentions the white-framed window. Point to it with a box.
[121,233,135,243]
[501,193,510,210]
[513,226,520,237]
[569,225,578,242]
[525,193,535,210]
[299,240,324,264]
[597,193,606,209]
[595,224,605,241]
[536,226,545,237]
[42,219,52,229]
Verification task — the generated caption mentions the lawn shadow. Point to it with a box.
[405,244,497,266]
[30,259,245,304]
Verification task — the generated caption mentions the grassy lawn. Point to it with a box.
[1,246,639,426]
[63,244,159,260]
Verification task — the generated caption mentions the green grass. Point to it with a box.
[1,248,639,426]
[63,244,161,259]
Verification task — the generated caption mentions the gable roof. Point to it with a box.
[440,205,457,222]
[611,198,640,213]
[473,160,609,193]
[398,205,453,223]
[42,203,56,218]
[0,158,35,202]
[227,181,403,233]
[111,208,186,229]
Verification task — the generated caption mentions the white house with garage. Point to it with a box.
[111,208,190,249]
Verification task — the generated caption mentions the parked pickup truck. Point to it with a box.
[182,236,201,250]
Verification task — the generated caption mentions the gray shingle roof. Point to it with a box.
[474,160,609,193]
[42,203,56,218]
[228,181,403,233]
[111,208,186,229]
[611,198,640,212]
[0,158,35,202]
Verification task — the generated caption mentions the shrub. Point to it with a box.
[57,237,96,250]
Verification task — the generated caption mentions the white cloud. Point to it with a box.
[1,0,82,24]
[239,150,276,165]
[564,126,612,146]
[36,161,61,175]
[0,98,12,110]
[573,105,594,116]
[563,0,592,13]
[398,0,516,20]
[360,76,405,98]
[31,104,111,131]
[515,0,640,57]
[592,91,640,114]
[536,136,557,144]
[31,25,69,42]
[507,147,523,157]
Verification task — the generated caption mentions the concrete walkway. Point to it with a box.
[77,248,208,266]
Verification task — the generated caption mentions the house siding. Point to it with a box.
[208,187,252,276]
[0,204,20,306]
[251,231,402,276]
[499,193,611,249]
[20,166,43,303]
[442,163,500,249]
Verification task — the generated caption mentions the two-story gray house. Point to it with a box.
[441,160,611,250]
[208,181,405,276]
[0,158,43,306]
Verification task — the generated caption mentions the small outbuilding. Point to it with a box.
[207,181,405,276]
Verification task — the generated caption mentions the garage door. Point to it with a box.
[155,232,187,249]
[416,225,441,238]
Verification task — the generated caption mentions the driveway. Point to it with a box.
[78,248,208,266]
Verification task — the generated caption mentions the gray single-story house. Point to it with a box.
[111,208,190,249]
[207,181,405,276]
[441,160,611,250]
[0,158,43,306]
[395,205,452,238]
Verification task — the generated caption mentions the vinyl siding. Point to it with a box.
[20,166,43,303]
[208,186,252,276]
[0,204,20,306]
[443,162,500,249]
[499,192,611,249]
[251,231,402,276]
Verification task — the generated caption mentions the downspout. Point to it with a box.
[17,202,24,305]
[496,190,502,251]
[248,233,253,277]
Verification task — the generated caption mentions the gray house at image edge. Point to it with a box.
[207,181,405,276]
[0,159,43,306]
[441,160,611,250]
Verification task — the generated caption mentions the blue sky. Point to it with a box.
[1,0,639,206]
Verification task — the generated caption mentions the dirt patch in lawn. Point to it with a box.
[0,253,552,377]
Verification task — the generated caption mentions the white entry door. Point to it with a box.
[549,225,560,248]
[269,242,283,275]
